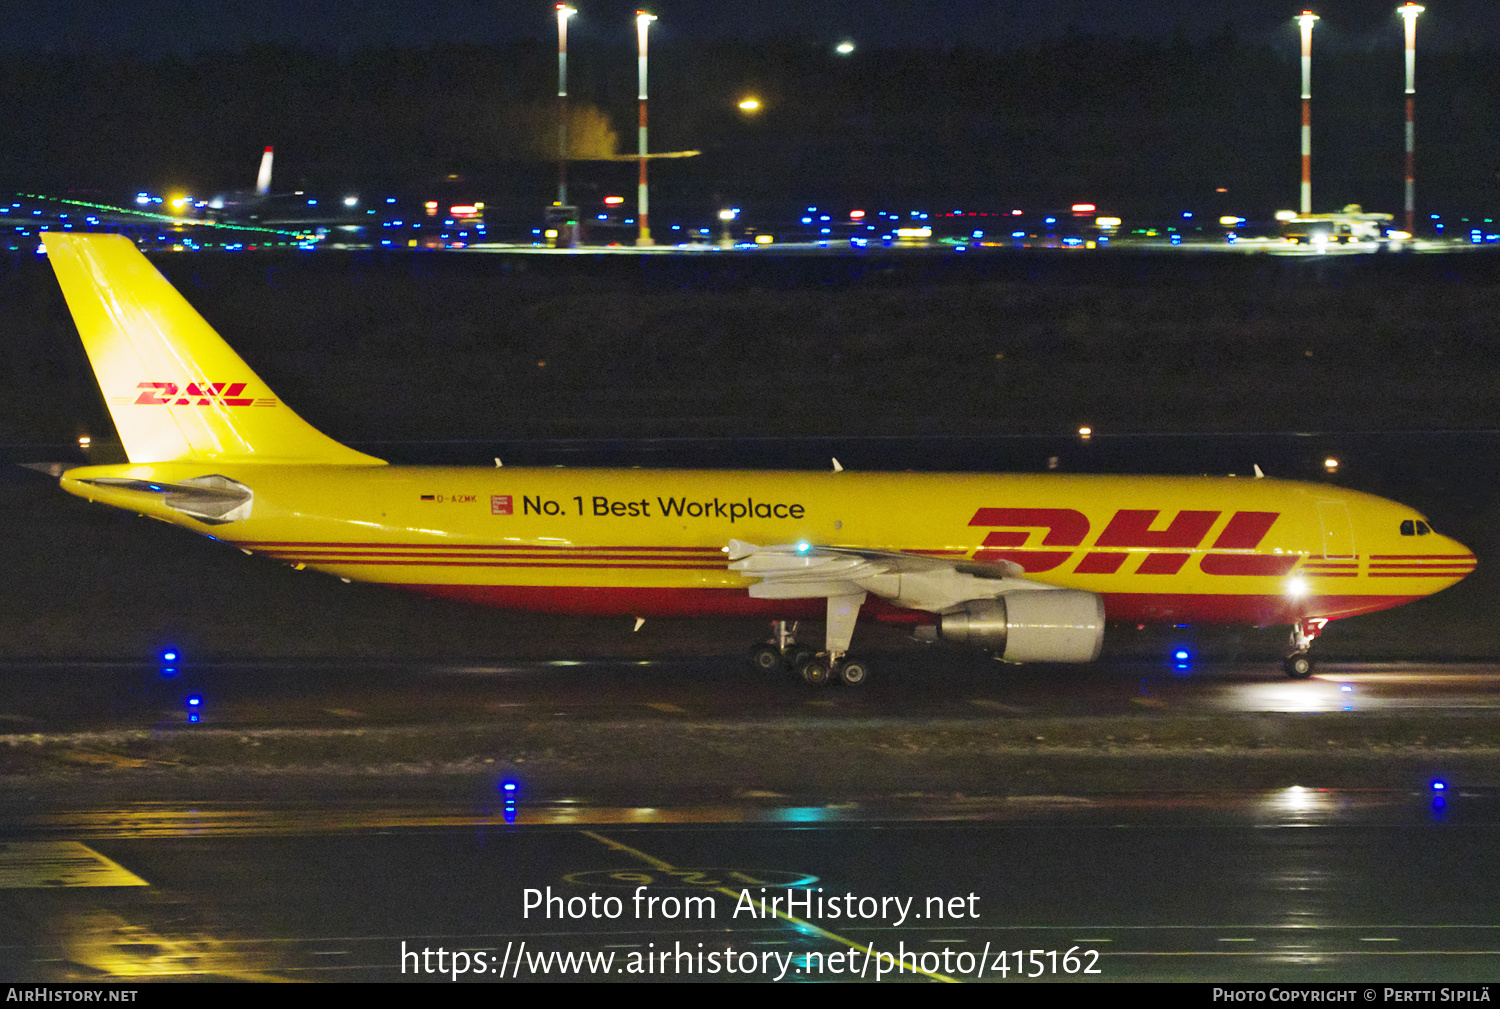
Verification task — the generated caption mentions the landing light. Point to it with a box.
[1286,577,1310,598]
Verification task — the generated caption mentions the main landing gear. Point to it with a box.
[1283,617,1328,679]
[748,618,872,687]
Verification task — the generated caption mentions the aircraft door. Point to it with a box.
[1316,501,1356,559]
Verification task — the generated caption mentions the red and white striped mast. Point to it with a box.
[635,10,657,247]
[1399,3,1424,236]
[556,5,576,207]
[1297,11,1319,215]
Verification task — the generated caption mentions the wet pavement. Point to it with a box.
[1,788,1498,982]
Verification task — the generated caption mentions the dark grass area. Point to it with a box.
[5,247,1500,445]
[5,717,1500,798]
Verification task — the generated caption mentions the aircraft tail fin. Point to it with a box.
[255,146,274,196]
[43,233,383,466]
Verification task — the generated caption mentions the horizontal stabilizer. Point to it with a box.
[18,462,71,478]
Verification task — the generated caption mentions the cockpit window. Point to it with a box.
[1401,519,1432,536]
[1416,521,1431,536]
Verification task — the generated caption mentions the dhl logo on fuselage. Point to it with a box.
[133,381,265,407]
[971,506,1298,577]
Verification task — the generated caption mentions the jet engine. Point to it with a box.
[927,590,1105,663]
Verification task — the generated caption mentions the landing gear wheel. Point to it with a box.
[1284,652,1314,679]
[788,647,815,672]
[748,643,786,673]
[835,659,870,687]
[798,656,832,687]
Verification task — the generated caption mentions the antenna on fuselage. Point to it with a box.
[831,458,843,472]
[1253,464,1265,478]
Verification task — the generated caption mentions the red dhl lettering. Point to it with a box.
[969,507,1292,576]
[969,507,1087,571]
[133,381,255,407]
[1096,509,1219,549]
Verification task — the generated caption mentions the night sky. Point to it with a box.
[9,0,1497,54]
[2,1,1494,214]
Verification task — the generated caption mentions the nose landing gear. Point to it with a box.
[1284,617,1328,679]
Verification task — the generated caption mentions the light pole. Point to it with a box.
[555,5,576,207]
[635,10,657,246]
[1399,3,1423,236]
[1297,11,1319,215]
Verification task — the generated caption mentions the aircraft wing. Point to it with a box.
[726,539,1047,612]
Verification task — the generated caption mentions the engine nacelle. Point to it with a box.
[933,590,1105,663]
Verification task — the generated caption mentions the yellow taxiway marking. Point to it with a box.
[1315,673,1500,685]
[579,829,959,983]
[61,909,298,982]
[0,840,149,888]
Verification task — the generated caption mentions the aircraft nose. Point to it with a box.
[1431,531,1477,584]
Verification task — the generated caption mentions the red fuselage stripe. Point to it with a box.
[243,541,723,553]
[395,584,1424,624]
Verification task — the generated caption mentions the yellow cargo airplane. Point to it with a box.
[39,233,1475,684]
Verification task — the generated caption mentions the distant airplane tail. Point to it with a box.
[43,233,383,466]
[255,146,274,196]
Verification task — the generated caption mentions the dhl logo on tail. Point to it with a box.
[131,381,268,407]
